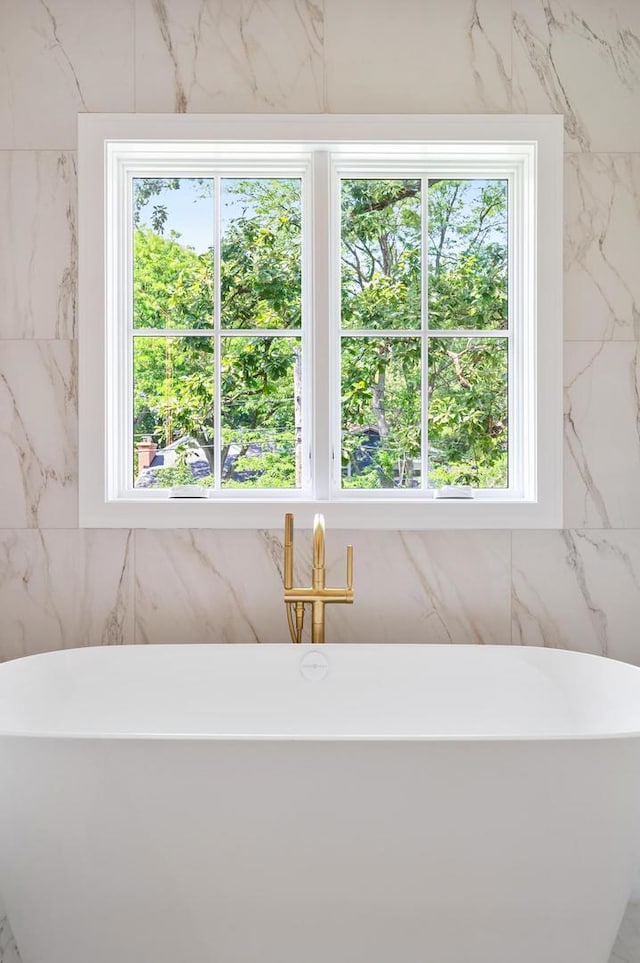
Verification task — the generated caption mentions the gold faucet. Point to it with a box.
[283,513,354,644]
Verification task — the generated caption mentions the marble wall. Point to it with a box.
[1,1,640,960]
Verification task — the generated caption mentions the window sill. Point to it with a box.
[79,495,561,530]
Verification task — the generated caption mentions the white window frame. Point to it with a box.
[78,113,563,530]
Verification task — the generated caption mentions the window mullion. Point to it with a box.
[421,175,429,491]
[312,151,332,500]
[214,175,222,491]
[121,167,134,497]
[508,170,518,494]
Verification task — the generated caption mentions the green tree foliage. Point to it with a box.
[221,179,302,329]
[132,226,215,464]
[134,227,214,329]
[132,175,508,490]
[133,179,301,487]
[340,180,421,488]
[339,177,508,488]
[427,179,508,330]
[426,180,508,486]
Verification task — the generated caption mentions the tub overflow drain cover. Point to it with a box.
[300,651,329,682]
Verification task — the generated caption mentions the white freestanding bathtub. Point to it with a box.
[0,643,640,963]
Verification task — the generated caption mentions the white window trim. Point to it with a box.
[78,113,563,530]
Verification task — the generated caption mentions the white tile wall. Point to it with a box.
[134,0,325,112]
[324,530,511,644]
[611,902,640,963]
[134,529,287,643]
[133,529,511,645]
[0,341,77,528]
[0,0,134,149]
[564,342,640,529]
[512,0,640,151]
[324,0,511,113]
[513,529,640,663]
[0,911,21,963]
[0,529,135,661]
[0,152,76,339]
[1,0,640,960]
[564,153,640,342]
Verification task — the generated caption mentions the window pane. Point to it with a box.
[428,180,508,331]
[428,338,508,488]
[221,337,302,489]
[133,336,214,488]
[221,179,302,330]
[133,178,214,329]
[341,337,421,489]
[341,179,421,331]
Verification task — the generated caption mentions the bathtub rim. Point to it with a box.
[1,642,640,743]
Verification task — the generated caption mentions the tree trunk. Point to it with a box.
[372,344,390,441]
[197,433,216,475]
[372,349,394,487]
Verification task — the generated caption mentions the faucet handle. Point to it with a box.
[346,544,353,592]
[284,513,294,590]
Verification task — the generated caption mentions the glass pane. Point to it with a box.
[220,179,302,329]
[341,179,421,330]
[341,337,421,489]
[133,336,214,488]
[428,179,508,330]
[133,177,214,329]
[428,338,508,488]
[221,337,302,489]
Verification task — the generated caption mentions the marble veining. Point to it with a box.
[0,914,21,963]
[0,529,134,661]
[38,0,89,112]
[513,0,640,151]
[564,342,640,529]
[611,901,640,963]
[320,530,510,644]
[324,0,511,113]
[513,530,640,665]
[0,152,76,339]
[133,529,511,645]
[0,0,134,149]
[0,341,77,529]
[147,0,189,112]
[134,530,281,643]
[136,0,325,112]
[565,153,640,341]
[468,0,512,110]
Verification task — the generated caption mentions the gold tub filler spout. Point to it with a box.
[283,513,354,644]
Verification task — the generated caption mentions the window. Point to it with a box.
[131,173,306,493]
[79,114,563,529]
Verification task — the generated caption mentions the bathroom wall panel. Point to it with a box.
[0,912,21,963]
[512,529,640,666]
[610,901,640,963]
[0,0,134,150]
[0,529,135,662]
[134,0,325,113]
[564,153,640,342]
[134,529,511,645]
[0,152,76,340]
[323,530,512,645]
[324,0,511,114]
[512,0,640,152]
[564,341,640,529]
[134,529,288,644]
[0,340,77,529]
